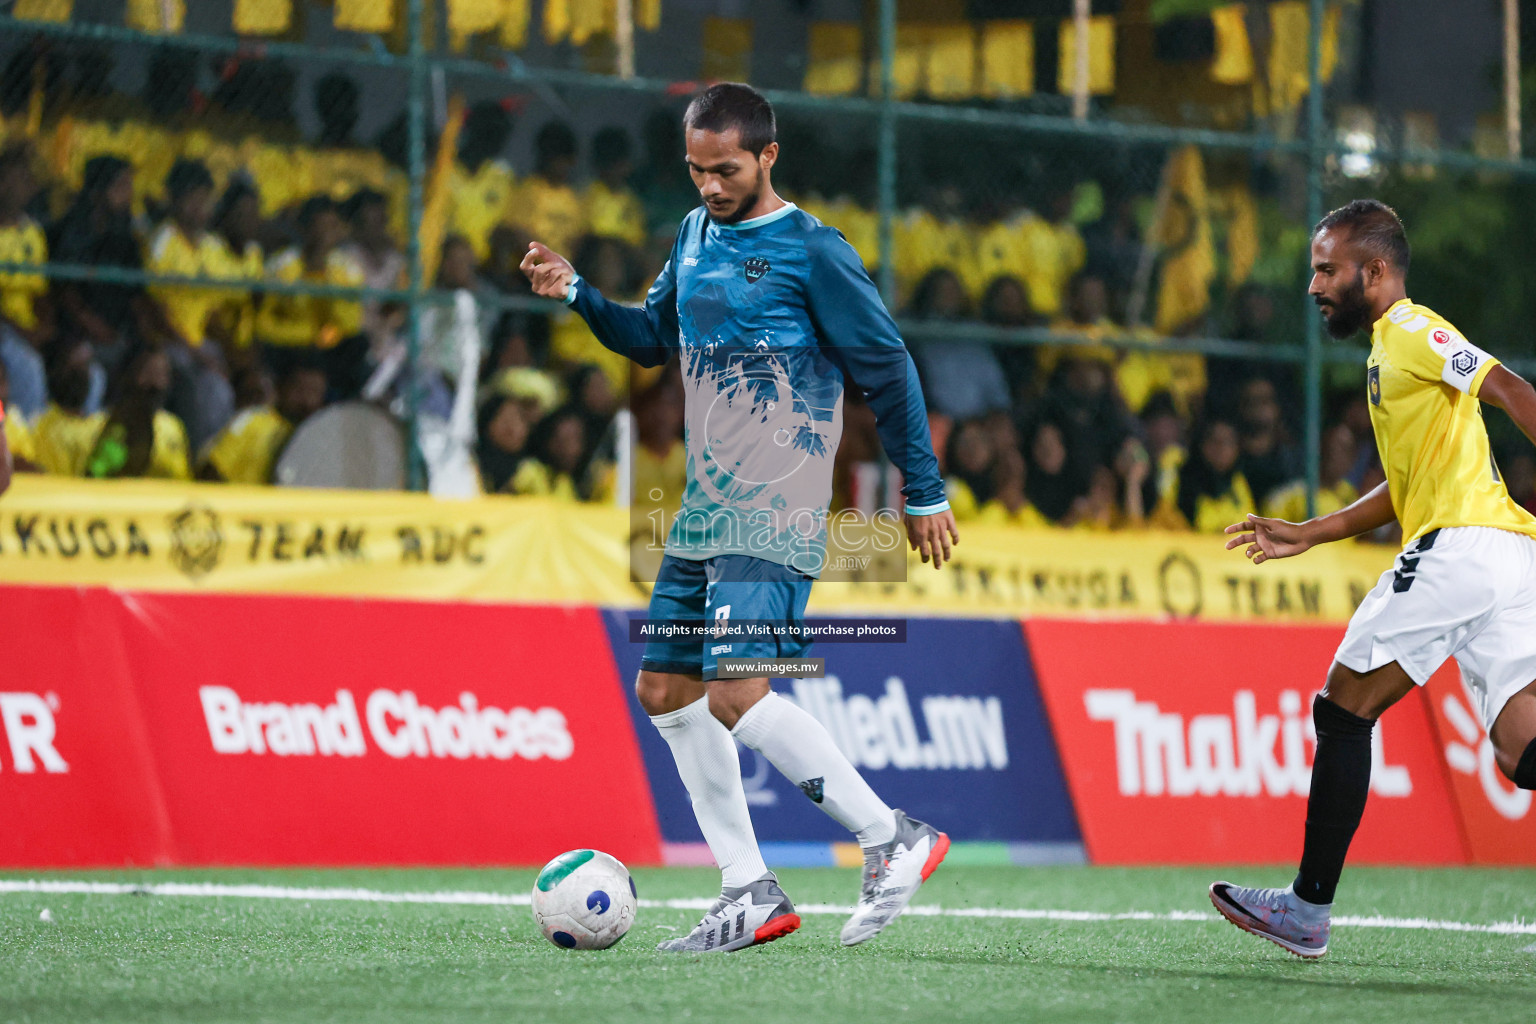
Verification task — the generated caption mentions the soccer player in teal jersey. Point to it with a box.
[523,84,960,952]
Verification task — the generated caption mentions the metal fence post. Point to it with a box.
[876,0,897,309]
[405,0,428,492]
[1303,0,1327,518]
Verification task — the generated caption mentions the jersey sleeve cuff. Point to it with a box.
[1469,356,1500,397]
[903,499,951,516]
[562,274,582,306]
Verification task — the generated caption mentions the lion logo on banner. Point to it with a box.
[168,504,223,580]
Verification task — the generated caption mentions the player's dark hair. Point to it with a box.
[683,83,776,157]
[1314,199,1410,274]
[165,158,214,202]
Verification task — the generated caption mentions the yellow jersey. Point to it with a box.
[0,217,48,330]
[201,406,293,485]
[449,159,517,263]
[1367,298,1536,546]
[85,410,192,480]
[549,308,630,395]
[146,224,234,347]
[509,177,587,256]
[3,404,36,465]
[32,404,107,476]
[1264,479,1358,524]
[257,247,365,348]
[584,180,646,248]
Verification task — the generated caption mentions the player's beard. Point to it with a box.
[1318,268,1373,339]
[707,167,764,225]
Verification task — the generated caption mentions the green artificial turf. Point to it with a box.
[1,866,1532,1024]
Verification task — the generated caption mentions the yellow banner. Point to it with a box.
[0,478,1395,623]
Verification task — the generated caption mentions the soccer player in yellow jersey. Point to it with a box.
[1210,200,1536,959]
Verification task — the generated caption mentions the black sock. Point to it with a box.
[1293,695,1375,906]
[1515,737,1536,790]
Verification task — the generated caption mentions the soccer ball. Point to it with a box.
[531,849,636,950]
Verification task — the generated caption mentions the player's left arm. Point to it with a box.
[1474,363,1536,449]
[805,231,958,569]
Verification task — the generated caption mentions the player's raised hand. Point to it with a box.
[1224,513,1311,564]
[519,241,575,299]
[906,508,959,570]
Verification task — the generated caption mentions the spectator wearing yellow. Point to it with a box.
[200,359,327,485]
[943,419,999,522]
[0,142,55,421]
[509,120,586,257]
[585,127,646,248]
[510,407,585,501]
[449,101,517,265]
[307,72,391,203]
[1043,273,1120,379]
[1264,422,1360,523]
[476,393,532,495]
[33,338,107,476]
[894,186,980,304]
[631,374,686,528]
[549,235,636,394]
[146,159,238,450]
[257,195,365,360]
[212,179,266,353]
[1154,417,1254,533]
[84,347,191,481]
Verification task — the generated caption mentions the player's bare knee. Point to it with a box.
[635,671,699,717]
[1321,661,1410,720]
[706,679,769,730]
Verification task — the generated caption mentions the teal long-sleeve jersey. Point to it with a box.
[566,202,949,576]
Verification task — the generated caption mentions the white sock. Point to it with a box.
[650,696,768,890]
[731,692,897,848]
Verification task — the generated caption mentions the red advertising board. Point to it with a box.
[1026,619,1467,865]
[0,585,661,868]
[0,587,175,866]
[1421,662,1536,865]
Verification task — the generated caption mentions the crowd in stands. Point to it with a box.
[4,50,1530,537]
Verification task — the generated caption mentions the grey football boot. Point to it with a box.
[1209,881,1331,959]
[657,872,801,953]
[840,809,951,946]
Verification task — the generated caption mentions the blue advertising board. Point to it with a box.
[601,611,1080,846]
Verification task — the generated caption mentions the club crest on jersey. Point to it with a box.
[1368,365,1381,406]
[743,256,771,284]
[797,777,825,804]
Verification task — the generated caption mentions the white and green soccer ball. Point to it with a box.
[531,849,637,949]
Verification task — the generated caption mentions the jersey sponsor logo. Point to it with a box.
[198,685,575,761]
[1450,350,1479,377]
[0,692,69,775]
[1083,688,1412,799]
[683,257,698,266]
[1431,328,1452,347]
[743,256,771,283]
[1368,365,1381,406]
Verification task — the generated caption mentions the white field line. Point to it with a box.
[1,879,1533,937]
